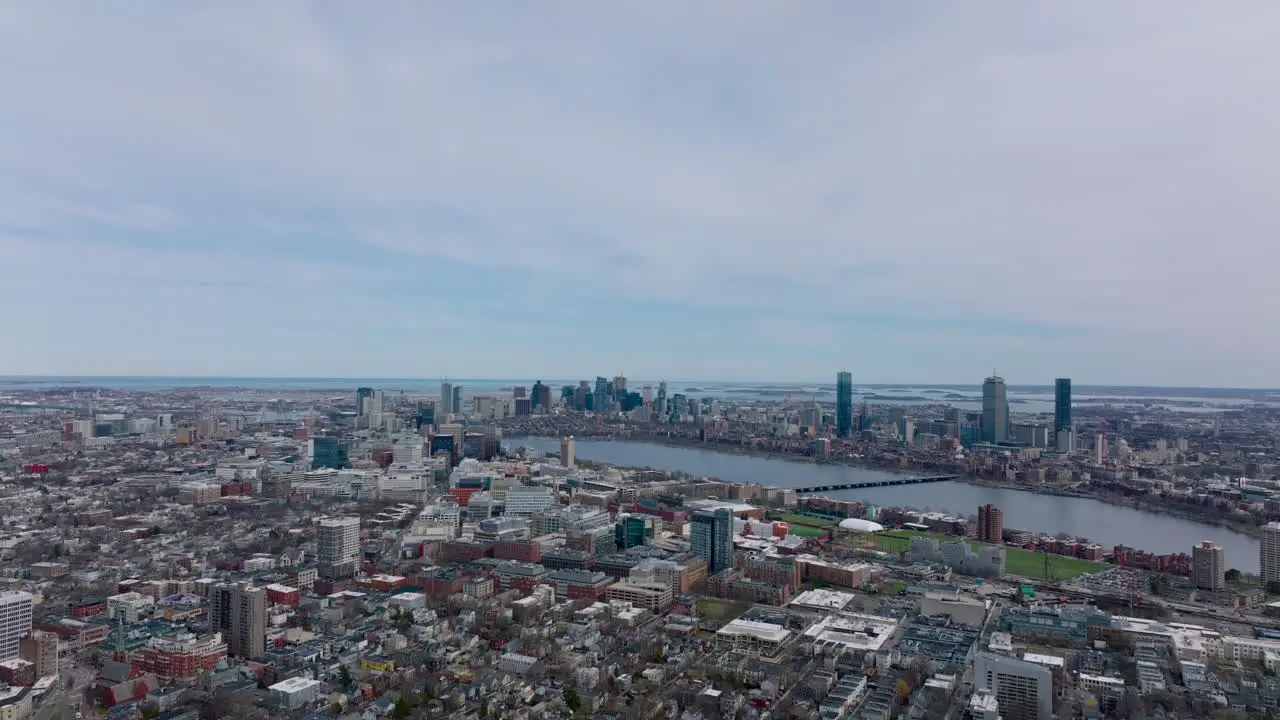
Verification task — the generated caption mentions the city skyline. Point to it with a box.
[5,4,1280,384]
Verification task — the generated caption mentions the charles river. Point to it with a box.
[512,437,1262,573]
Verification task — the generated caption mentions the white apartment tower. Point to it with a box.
[1262,522,1280,587]
[975,652,1053,720]
[318,517,361,578]
[1192,540,1226,591]
[0,591,34,661]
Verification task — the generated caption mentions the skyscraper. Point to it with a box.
[0,591,33,661]
[977,504,1004,544]
[690,509,735,573]
[355,387,374,416]
[440,382,454,414]
[210,582,266,659]
[531,381,550,411]
[982,375,1008,444]
[560,436,576,468]
[1262,522,1280,588]
[1053,378,1072,433]
[452,385,463,415]
[836,371,853,438]
[1192,541,1226,591]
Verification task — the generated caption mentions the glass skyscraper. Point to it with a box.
[310,436,349,470]
[836,371,853,437]
[1054,378,1072,432]
[691,508,735,573]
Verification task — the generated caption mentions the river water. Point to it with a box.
[512,437,1262,573]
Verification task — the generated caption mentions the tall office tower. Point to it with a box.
[210,582,266,659]
[1262,522,1280,587]
[513,386,527,399]
[0,591,33,661]
[1192,541,1226,591]
[977,504,1004,544]
[836,371,853,437]
[982,375,1008,444]
[975,652,1053,720]
[368,389,385,416]
[1095,433,1108,464]
[613,375,627,399]
[1053,378,1072,432]
[440,382,454,414]
[317,517,361,579]
[452,385,462,414]
[356,387,374,416]
[560,436,576,468]
[690,508,735,573]
[595,377,609,403]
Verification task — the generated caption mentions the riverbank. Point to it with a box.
[514,434,1264,540]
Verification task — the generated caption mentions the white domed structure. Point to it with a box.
[838,518,885,533]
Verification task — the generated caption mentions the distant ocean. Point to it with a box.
[0,376,1272,415]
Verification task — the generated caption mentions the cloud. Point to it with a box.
[1,1,1278,384]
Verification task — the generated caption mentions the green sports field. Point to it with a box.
[873,530,1106,581]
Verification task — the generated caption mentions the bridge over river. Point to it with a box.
[792,474,959,493]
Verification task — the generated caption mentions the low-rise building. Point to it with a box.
[268,676,322,711]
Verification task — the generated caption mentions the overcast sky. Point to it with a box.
[2,2,1278,385]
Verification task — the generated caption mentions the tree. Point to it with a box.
[338,665,354,691]
[393,697,412,718]
[564,687,582,713]
[1225,568,1243,584]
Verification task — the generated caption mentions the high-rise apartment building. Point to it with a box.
[1192,541,1226,591]
[210,582,266,659]
[440,382,454,414]
[0,591,33,661]
[977,504,1004,544]
[975,652,1053,720]
[836,371,853,437]
[317,517,361,578]
[1262,522,1280,588]
[560,436,576,468]
[982,375,1008,444]
[691,509,735,574]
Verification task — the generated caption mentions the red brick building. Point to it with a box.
[265,584,300,607]
[70,597,107,618]
[493,540,542,563]
[127,633,227,682]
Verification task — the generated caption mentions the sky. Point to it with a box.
[2,2,1280,386]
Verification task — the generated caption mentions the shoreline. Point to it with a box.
[512,433,1263,541]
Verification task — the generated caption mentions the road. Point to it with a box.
[35,659,97,720]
